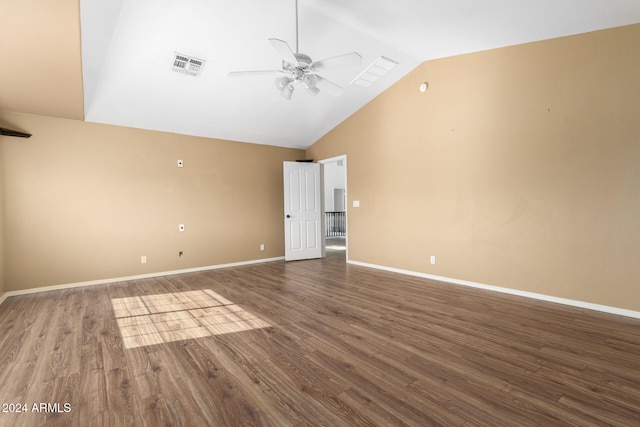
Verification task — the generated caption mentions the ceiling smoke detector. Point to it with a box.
[172,53,205,76]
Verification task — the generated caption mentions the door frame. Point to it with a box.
[318,155,348,260]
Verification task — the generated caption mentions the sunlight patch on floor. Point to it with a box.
[111,289,270,349]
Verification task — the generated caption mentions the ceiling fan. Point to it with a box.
[228,0,362,100]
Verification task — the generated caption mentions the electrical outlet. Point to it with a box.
[178,224,185,232]
[177,159,184,168]
[430,255,436,265]
[260,244,265,251]
[141,256,147,264]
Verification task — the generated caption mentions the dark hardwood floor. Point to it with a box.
[1,249,640,426]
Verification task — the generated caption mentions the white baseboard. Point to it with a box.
[347,259,640,320]
[0,257,285,301]
[4,256,638,321]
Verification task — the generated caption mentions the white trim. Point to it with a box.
[5,255,637,320]
[347,259,640,320]
[318,154,347,165]
[0,257,284,301]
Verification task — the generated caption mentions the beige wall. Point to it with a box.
[0,137,4,297]
[0,0,83,121]
[1,110,304,292]
[307,24,640,311]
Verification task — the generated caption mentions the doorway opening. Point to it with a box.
[320,155,347,258]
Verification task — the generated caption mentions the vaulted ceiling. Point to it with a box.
[2,0,640,149]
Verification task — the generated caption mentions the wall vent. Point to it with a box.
[350,56,398,88]
[172,53,205,76]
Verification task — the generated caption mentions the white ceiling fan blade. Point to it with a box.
[269,38,299,66]
[315,75,344,97]
[228,70,281,77]
[311,52,362,71]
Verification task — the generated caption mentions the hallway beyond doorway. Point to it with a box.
[326,236,346,251]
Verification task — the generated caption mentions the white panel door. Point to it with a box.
[284,161,323,261]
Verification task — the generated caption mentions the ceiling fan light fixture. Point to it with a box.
[275,76,290,90]
[305,74,318,89]
[282,84,294,100]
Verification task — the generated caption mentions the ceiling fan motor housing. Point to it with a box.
[284,53,312,76]
[293,53,312,67]
[281,52,317,88]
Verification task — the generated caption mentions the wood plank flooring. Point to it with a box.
[1,250,640,426]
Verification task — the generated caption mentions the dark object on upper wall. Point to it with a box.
[0,127,32,138]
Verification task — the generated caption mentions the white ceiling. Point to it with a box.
[80,0,640,149]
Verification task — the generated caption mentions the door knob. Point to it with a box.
[286,215,291,218]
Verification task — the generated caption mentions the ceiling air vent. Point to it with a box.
[172,53,205,76]
[350,56,398,88]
